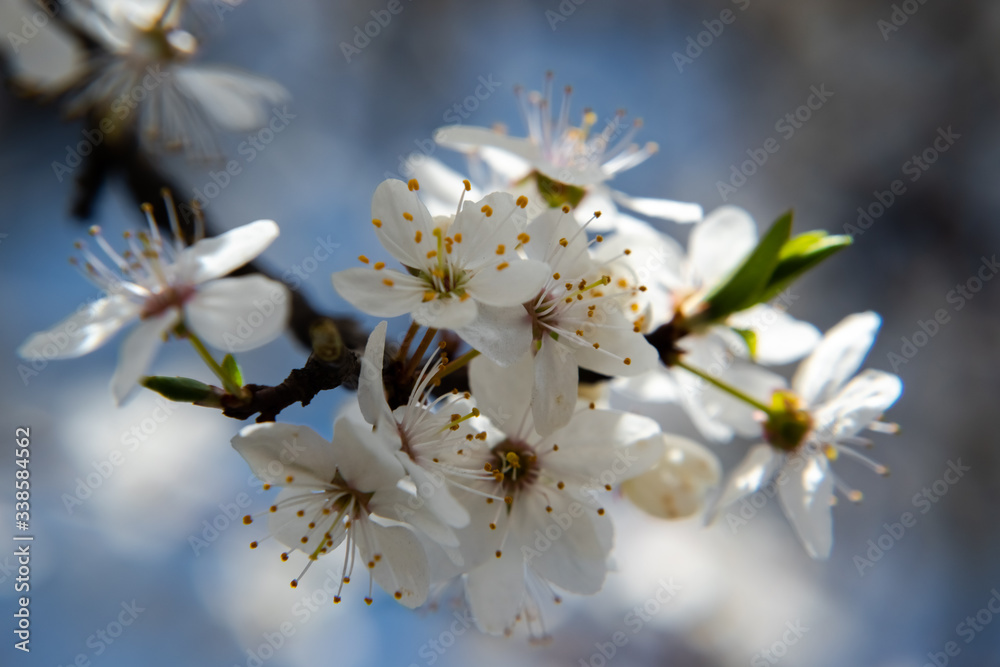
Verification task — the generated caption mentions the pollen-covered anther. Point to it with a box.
[559,238,569,247]
[496,262,509,271]
[383,278,394,286]
[495,244,506,255]
[358,255,369,264]
[495,550,502,558]
[243,515,253,525]
[249,541,258,549]
[290,580,298,589]
[286,475,294,483]
[481,205,493,216]
[463,179,472,191]
[394,591,403,600]
[489,522,497,530]
[407,178,420,191]
[269,505,277,513]
[365,598,373,606]
[262,484,271,491]
[557,481,565,489]
[414,230,423,243]
[562,205,571,213]
[516,195,529,208]
[403,212,414,221]
[597,508,605,516]
[372,218,382,228]
[280,552,289,562]
[624,357,632,365]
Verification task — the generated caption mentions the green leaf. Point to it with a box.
[141,376,216,403]
[758,231,853,303]
[732,328,758,360]
[221,354,243,387]
[700,211,793,322]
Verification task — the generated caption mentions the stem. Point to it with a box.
[404,327,438,378]
[185,328,243,396]
[433,349,480,383]
[675,359,772,415]
[397,321,421,362]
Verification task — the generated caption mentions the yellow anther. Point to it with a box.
[463,179,471,191]
[408,178,420,191]
[372,218,382,228]
[481,205,493,216]
[496,262,509,271]
[496,244,506,255]
[358,255,370,264]
[516,195,529,208]
[383,278,395,286]
[374,262,385,270]
[403,212,414,221]
[414,230,423,243]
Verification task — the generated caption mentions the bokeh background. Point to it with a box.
[1,0,998,665]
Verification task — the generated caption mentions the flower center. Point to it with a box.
[140,284,195,319]
[763,390,814,452]
[488,440,539,494]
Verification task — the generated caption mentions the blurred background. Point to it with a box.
[1,0,998,665]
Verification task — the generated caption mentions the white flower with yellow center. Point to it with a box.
[18,203,287,403]
[432,74,702,230]
[603,208,820,442]
[233,417,430,607]
[456,354,662,637]
[332,178,550,330]
[713,312,902,559]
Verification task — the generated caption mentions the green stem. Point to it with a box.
[675,358,772,415]
[433,349,480,382]
[184,328,242,396]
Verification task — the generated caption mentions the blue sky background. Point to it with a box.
[1,1,998,665]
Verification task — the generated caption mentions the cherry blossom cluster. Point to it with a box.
[12,3,903,640]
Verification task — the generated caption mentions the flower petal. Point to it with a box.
[610,189,703,223]
[172,65,289,132]
[711,444,781,519]
[572,311,659,378]
[689,206,757,289]
[542,410,662,483]
[777,454,835,560]
[793,312,881,405]
[332,267,427,318]
[434,125,542,167]
[358,321,392,426]
[110,308,178,404]
[469,353,534,439]
[816,369,902,439]
[267,486,347,555]
[412,294,478,330]
[185,275,289,352]
[455,304,533,368]
[180,219,280,284]
[524,208,595,278]
[409,155,485,216]
[621,434,722,520]
[464,545,526,635]
[727,305,821,365]
[232,422,339,487]
[532,336,578,437]
[355,519,430,609]
[371,179,435,268]
[465,259,549,307]
[333,418,407,492]
[18,294,138,360]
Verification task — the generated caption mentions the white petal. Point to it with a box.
[622,434,722,520]
[332,267,427,318]
[711,444,781,519]
[728,305,821,365]
[409,155,484,215]
[573,313,659,378]
[358,321,392,426]
[110,308,178,404]
[400,458,470,529]
[172,66,289,132]
[524,208,595,278]
[612,368,680,403]
[18,295,138,360]
[532,337,578,437]
[332,418,406,492]
[412,294,478,330]
[355,520,430,609]
[520,491,610,595]
[610,190,703,223]
[267,486,346,555]
[465,259,549,307]
[185,275,289,352]
[232,422,339,487]
[449,192,527,270]
[816,369,902,439]
[371,179,435,268]
[435,125,541,166]
[793,312,881,405]
[469,353,534,439]
[181,220,280,284]
[777,455,835,559]
[688,206,757,289]
[465,548,526,635]
[455,304,533,368]
[542,410,662,483]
